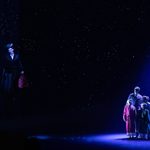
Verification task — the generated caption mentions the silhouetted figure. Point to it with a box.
[0,42,24,118]
[142,96,150,139]
[138,103,149,139]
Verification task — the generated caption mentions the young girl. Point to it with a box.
[123,99,136,138]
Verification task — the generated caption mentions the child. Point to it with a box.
[123,99,136,138]
[138,103,149,139]
[143,96,150,139]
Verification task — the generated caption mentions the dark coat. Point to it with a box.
[0,53,23,94]
[138,109,149,134]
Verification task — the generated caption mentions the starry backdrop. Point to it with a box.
[1,0,150,133]
[52,0,150,132]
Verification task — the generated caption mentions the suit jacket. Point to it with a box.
[0,52,24,93]
[2,53,23,74]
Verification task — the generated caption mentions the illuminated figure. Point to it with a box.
[123,99,136,138]
[127,86,143,138]
[127,86,143,109]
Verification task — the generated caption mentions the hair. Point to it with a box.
[6,43,13,49]
[134,86,140,92]
[143,96,149,101]
[141,102,147,108]
[127,99,132,105]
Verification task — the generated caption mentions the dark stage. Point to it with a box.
[1,117,150,150]
[1,0,150,149]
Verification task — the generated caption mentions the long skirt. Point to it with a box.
[126,117,135,133]
[1,72,18,94]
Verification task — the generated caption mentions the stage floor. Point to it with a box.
[0,116,149,149]
[31,133,150,150]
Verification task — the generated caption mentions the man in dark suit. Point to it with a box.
[127,86,143,138]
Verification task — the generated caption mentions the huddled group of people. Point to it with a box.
[123,86,150,139]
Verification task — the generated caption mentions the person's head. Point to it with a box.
[127,99,132,105]
[143,96,150,103]
[6,43,14,54]
[134,86,140,94]
[141,103,147,109]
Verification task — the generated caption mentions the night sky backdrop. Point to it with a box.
[1,0,150,133]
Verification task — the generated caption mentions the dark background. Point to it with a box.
[1,0,150,134]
